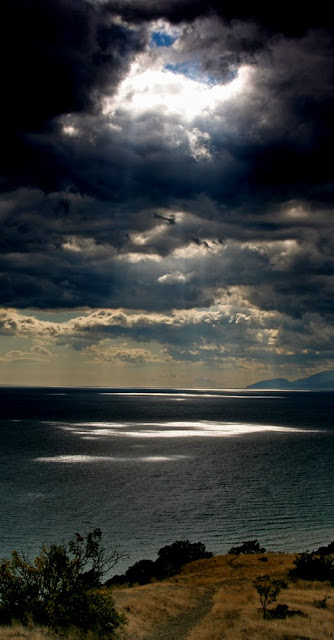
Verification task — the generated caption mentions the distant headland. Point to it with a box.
[247,369,334,390]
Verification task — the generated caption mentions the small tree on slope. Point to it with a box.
[254,575,286,619]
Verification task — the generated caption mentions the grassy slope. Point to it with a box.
[113,553,334,640]
[1,553,334,640]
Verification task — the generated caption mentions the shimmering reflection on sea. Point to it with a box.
[0,387,333,573]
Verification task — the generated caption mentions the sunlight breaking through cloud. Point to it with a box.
[104,61,252,122]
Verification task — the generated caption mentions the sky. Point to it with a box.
[0,0,334,388]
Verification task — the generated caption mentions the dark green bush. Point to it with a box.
[315,541,334,555]
[228,540,266,555]
[289,551,334,583]
[108,539,213,586]
[124,559,157,585]
[0,529,125,637]
[155,540,213,577]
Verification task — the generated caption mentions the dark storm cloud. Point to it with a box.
[111,1,334,37]
[2,0,333,203]
[20,26,332,213]
[0,0,147,191]
[0,0,333,342]
[154,212,176,225]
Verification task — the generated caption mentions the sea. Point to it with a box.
[0,386,333,575]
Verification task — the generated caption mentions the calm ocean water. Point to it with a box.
[0,387,333,574]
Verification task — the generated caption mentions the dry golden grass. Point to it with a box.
[113,553,334,640]
[0,624,54,639]
[113,580,209,637]
[0,624,127,640]
[1,554,334,640]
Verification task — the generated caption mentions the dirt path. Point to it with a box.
[121,584,216,640]
[147,584,215,640]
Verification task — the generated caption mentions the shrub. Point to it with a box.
[155,540,213,577]
[253,575,287,619]
[108,539,213,586]
[316,541,334,555]
[124,559,157,585]
[313,593,331,609]
[228,540,266,555]
[289,551,334,583]
[0,529,125,637]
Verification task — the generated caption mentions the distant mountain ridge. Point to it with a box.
[247,369,334,390]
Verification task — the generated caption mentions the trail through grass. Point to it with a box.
[113,553,334,640]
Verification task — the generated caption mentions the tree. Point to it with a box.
[228,540,266,555]
[315,541,334,555]
[155,540,213,578]
[108,539,213,586]
[0,529,125,637]
[254,575,286,619]
[124,559,157,585]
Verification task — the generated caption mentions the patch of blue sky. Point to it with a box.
[150,31,177,48]
[165,62,218,85]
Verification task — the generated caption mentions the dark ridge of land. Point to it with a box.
[247,368,334,389]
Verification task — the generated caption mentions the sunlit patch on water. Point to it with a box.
[114,422,320,438]
[45,422,126,428]
[34,454,190,464]
[47,420,320,439]
[100,392,284,399]
[1,387,333,570]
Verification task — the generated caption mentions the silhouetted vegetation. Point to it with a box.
[315,540,334,555]
[289,551,334,583]
[253,575,287,619]
[123,559,157,586]
[155,540,213,577]
[228,539,266,555]
[0,529,125,638]
[313,593,331,609]
[108,540,213,586]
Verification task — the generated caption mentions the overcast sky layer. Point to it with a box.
[0,0,333,388]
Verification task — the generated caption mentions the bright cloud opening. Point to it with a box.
[104,61,252,122]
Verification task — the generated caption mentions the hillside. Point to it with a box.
[247,369,334,389]
[1,553,333,640]
[113,552,334,640]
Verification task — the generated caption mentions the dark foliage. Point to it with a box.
[289,551,334,583]
[155,540,213,578]
[313,593,331,609]
[124,559,157,585]
[253,575,287,619]
[228,540,266,555]
[315,541,334,555]
[107,573,126,587]
[108,540,213,586]
[0,529,125,637]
